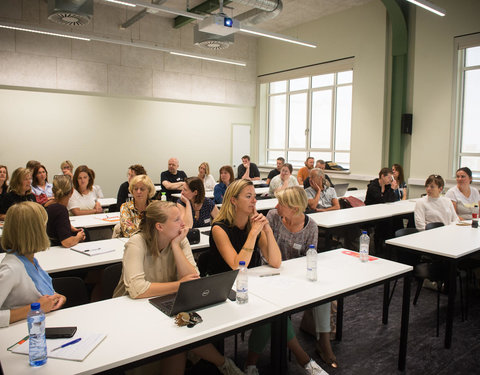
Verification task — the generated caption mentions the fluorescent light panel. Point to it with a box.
[104,0,136,7]
[170,52,246,66]
[406,0,446,16]
[0,24,90,41]
[240,27,317,48]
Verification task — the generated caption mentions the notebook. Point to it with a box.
[149,270,239,316]
[334,183,349,197]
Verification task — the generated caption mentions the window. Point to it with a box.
[263,69,353,169]
[455,38,480,178]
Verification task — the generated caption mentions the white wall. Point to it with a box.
[0,88,254,196]
[255,1,388,178]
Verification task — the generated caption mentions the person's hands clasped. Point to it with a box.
[37,294,66,313]
[249,211,268,236]
[172,226,189,246]
[94,201,103,213]
[51,293,67,310]
[75,229,86,242]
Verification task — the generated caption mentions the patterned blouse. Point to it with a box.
[120,200,148,238]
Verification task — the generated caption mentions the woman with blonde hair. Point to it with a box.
[0,202,66,327]
[198,162,216,191]
[60,160,74,178]
[68,165,103,216]
[119,174,156,237]
[46,175,86,247]
[0,167,36,220]
[114,201,243,375]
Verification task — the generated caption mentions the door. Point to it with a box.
[232,124,251,171]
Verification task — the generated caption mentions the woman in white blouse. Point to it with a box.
[198,162,216,191]
[414,174,458,230]
[68,165,103,216]
[268,163,299,197]
[445,167,480,220]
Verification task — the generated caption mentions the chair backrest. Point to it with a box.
[425,222,444,230]
[101,263,122,300]
[52,277,89,308]
[395,228,419,237]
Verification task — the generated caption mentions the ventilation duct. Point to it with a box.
[48,0,93,26]
[194,25,234,50]
[233,0,282,27]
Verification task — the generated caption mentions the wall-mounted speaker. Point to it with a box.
[401,113,412,135]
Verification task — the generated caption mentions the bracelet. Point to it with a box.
[242,246,254,253]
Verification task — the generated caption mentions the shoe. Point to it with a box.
[218,357,245,375]
[304,359,329,375]
[315,342,338,369]
[245,365,259,375]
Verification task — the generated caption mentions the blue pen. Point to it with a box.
[51,338,82,352]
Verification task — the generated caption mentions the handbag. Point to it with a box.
[187,228,200,244]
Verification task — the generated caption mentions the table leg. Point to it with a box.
[445,260,457,349]
[398,274,411,371]
[336,297,344,341]
[383,281,390,324]
[271,313,288,375]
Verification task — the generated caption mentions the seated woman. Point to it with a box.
[119,174,155,237]
[445,167,480,220]
[268,163,298,197]
[0,202,66,327]
[213,165,234,204]
[0,167,36,220]
[415,174,458,231]
[177,177,219,229]
[60,160,74,179]
[31,164,54,206]
[263,186,335,371]
[46,175,86,247]
[392,164,407,201]
[113,201,243,375]
[67,165,103,216]
[116,164,147,211]
[306,169,340,212]
[0,165,8,203]
[365,167,397,205]
[198,162,216,191]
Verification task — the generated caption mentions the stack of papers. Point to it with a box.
[70,243,115,256]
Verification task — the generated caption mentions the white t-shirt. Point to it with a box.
[268,175,299,197]
[445,186,480,220]
[67,185,103,212]
[414,195,458,231]
[204,175,216,191]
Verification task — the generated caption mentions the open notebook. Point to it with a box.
[70,242,115,256]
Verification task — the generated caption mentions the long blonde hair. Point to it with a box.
[139,201,175,256]
[213,179,253,227]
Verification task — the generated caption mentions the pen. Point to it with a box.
[84,248,101,252]
[260,272,280,277]
[51,338,82,352]
[7,335,29,351]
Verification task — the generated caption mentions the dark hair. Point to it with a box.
[73,165,95,192]
[283,163,293,174]
[379,167,393,178]
[456,167,472,183]
[26,160,41,171]
[392,164,405,185]
[276,157,285,163]
[425,174,444,189]
[219,165,235,184]
[306,157,314,162]
[185,177,205,204]
[0,165,8,191]
[129,164,147,176]
[241,155,251,161]
[32,164,48,187]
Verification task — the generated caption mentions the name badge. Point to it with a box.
[176,178,181,181]
[293,243,302,250]
[204,218,211,224]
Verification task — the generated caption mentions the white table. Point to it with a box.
[386,224,480,348]
[97,198,117,208]
[248,249,412,371]
[69,213,120,229]
[341,188,367,202]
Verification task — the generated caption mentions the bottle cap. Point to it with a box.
[30,303,40,310]
[239,261,246,266]
[309,244,315,248]
[362,230,367,234]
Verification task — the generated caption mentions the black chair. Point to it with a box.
[101,263,122,300]
[425,222,445,230]
[52,277,89,308]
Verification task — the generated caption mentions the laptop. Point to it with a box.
[148,270,239,316]
[334,183,349,197]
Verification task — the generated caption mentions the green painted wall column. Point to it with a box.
[381,0,409,166]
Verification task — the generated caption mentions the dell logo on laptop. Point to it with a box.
[202,290,210,297]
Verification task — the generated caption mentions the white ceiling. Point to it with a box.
[117,0,374,33]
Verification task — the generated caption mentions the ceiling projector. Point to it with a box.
[198,14,240,36]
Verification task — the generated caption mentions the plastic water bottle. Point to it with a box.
[161,192,167,201]
[27,303,47,367]
[472,204,479,228]
[236,261,248,304]
[306,244,317,281]
[359,231,370,263]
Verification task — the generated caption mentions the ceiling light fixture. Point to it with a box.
[0,23,91,41]
[104,0,136,7]
[240,26,317,48]
[170,52,246,66]
[406,0,446,16]
[0,21,247,67]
